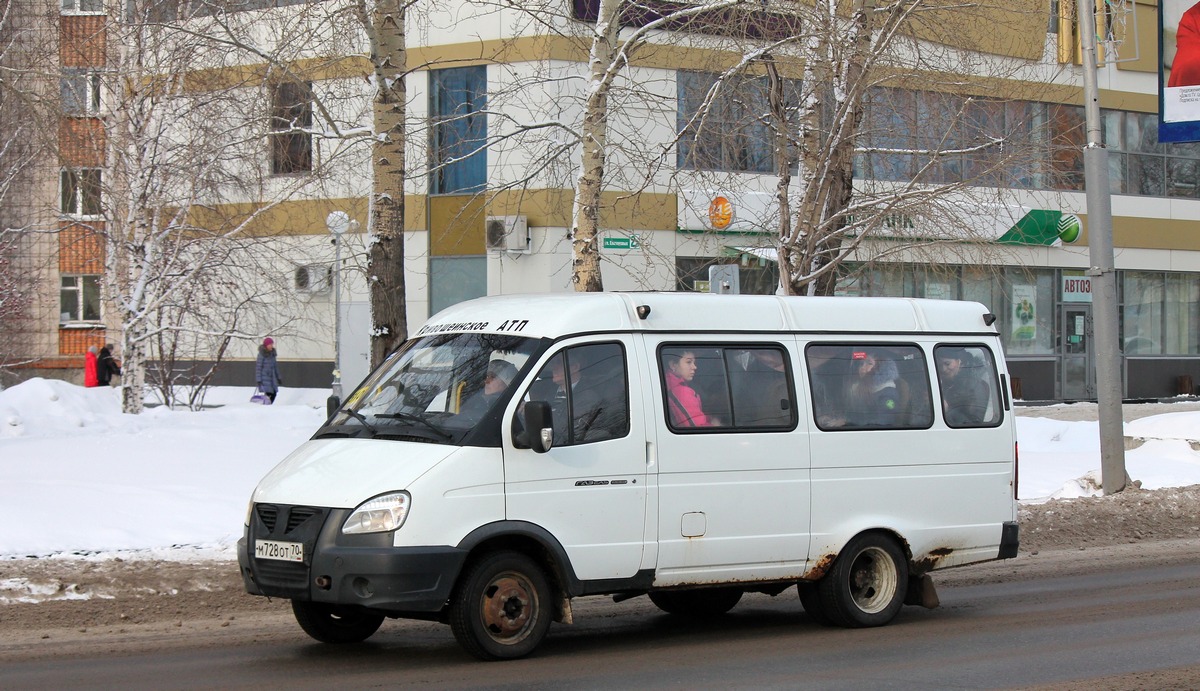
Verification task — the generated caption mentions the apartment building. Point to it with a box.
[7,0,1200,401]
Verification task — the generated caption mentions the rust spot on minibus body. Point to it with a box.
[803,553,837,581]
[912,547,955,574]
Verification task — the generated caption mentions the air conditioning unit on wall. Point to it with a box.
[484,215,530,254]
[294,264,332,293]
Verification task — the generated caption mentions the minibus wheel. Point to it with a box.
[797,582,833,626]
[648,587,742,616]
[817,532,908,628]
[290,601,384,643]
[449,550,552,661]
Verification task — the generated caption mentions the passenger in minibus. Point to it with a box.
[844,350,903,427]
[734,349,791,426]
[937,347,990,426]
[809,348,849,428]
[664,350,715,427]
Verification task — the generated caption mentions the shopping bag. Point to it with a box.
[250,390,271,405]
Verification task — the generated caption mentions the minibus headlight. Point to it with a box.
[342,491,411,535]
[245,499,254,527]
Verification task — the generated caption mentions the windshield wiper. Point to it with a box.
[374,411,452,440]
[335,407,379,435]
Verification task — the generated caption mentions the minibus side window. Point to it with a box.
[805,343,934,431]
[934,345,1003,428]
[522,343,630,446]
[660,344,796,432]
[728,347,796,428]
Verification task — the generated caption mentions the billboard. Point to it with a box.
[1162,0,1200,141]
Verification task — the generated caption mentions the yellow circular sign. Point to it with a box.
[708,196,733,230]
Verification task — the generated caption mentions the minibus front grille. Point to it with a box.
[255,504,322,534]
[256,504,279,532]
[252,559,308,595]
[286,507,320,532]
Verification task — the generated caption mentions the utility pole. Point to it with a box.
[1076,0,1127,494]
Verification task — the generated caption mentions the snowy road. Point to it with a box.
[3,540,1199,689]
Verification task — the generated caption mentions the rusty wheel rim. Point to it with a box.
[848,546,898,614]
[479,571,539,644]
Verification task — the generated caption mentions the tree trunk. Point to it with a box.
[367,0,409,367]
[120,328,146,414]
[571,0,622,293]
[786,0,874,296]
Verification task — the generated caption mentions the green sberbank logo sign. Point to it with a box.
[997,210,1082,246]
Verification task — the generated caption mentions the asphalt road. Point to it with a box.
[3,541,1199,690]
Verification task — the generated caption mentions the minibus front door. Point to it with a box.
[502,337,649,582]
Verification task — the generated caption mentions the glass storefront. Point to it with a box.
[830,263,1200,399]
[674,258,1200,398]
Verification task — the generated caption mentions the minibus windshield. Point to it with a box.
[323,333,542,443]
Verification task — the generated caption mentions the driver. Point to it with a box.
[458,360,518,420]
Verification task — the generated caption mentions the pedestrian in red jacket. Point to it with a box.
[84,346,99,387]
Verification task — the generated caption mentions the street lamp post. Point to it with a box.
[1075,0,1126,493]
[325,211,357,416]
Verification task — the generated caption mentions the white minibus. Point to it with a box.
[238,293,1019,660]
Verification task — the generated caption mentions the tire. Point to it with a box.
[797,582,833,626]
[448,551,553,661]
[291,600,384,644]
[648,587,743,617]
[817,532,908,628]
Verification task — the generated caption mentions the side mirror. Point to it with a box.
[523,400,554,454]
[326,394,341,420]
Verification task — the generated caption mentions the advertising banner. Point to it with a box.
[1162,0,1200,142]
[1011,285,1038,342]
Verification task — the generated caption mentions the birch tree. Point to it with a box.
[97,1,363,412]
[356,0,412,366]
[0,0,46,383]
[572,0,759,291]
[714,0,1054,295]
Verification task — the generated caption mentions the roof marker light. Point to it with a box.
[636,305,651,320]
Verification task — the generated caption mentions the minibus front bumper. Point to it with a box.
[238,503,467,614]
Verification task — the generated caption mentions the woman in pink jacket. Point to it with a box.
[664,350,712,427]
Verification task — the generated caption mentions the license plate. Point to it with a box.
[255,539,304,562]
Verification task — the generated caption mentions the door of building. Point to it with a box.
[1061,304,1094,399]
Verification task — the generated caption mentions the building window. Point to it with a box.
[855,87,1048,189]
[60,168,102,216]
[1165,273,1200,355]
[430,66,487,194]
[1122,271,1165,355]
[61,70,101,116]
[430,256,486,315]
[62,0,103,13]
[60,274,101,322]
[677,71,801,173]
[270,81,313,175]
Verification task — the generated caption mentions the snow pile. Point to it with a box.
[0,378,327,559]
[2,377,1200,560]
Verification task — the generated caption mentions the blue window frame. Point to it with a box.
[430,66,487,194]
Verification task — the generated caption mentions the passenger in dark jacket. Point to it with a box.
[937,347,991,426]
[845,350,902,427]
[97,343,122,386]
[256,337,282,404]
